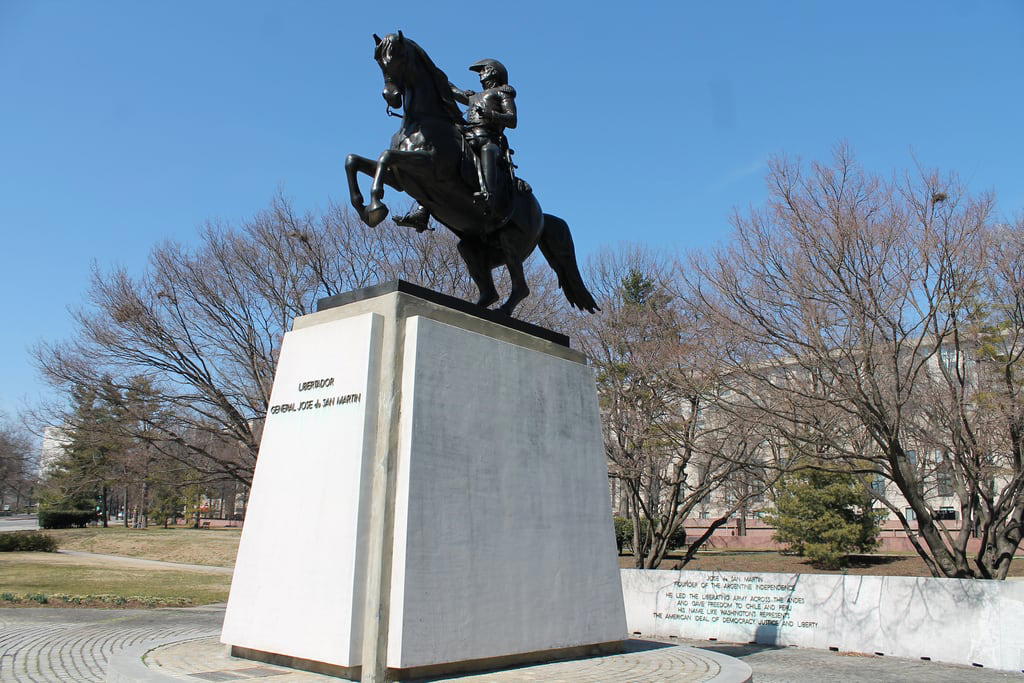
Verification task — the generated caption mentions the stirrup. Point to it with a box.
[472,191,493,215]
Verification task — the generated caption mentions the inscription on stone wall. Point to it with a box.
[654,573,818,630]
[269,376,362,416]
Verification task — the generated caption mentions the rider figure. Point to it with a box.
[395,58,517,233]
[457,59,517,213]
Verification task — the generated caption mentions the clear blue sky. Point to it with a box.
[2,1,1022,417]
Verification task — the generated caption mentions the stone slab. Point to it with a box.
[220,312,383,668]
[316,279,570,348]
[387,315,626,668]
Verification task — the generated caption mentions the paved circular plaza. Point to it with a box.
[1,605,1021,682]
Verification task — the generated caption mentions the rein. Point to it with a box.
[384,85,466,125]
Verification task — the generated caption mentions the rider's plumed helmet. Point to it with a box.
[468,59,508,86]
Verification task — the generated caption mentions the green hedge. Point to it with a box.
[613,517,687,553]
[0,531,58,552]
[38,509,97,529]
[613,517,632,553]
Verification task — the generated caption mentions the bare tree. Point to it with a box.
[0,417,36,512]
[35,196,569,486]
[688,146,1024,578]
[903,219,1024,578]
[578,246,773,569]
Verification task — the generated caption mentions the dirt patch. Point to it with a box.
[43,527,240,567]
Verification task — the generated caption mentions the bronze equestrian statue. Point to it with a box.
[345,32,598,317]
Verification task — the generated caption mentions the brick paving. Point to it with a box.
[0,606,222,682]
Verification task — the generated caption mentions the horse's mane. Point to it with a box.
[378,34,464,124]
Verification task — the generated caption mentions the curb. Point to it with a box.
[105,633,218,682]
[685,645,754,683]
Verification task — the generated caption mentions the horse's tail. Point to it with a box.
[538,213,600,313]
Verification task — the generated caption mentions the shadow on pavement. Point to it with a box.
[623,639,676,653]
[411,640,676,681]
[695,641,789,658]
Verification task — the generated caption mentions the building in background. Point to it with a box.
[38,426,69,478]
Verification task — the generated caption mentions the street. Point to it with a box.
[0,514,39,532]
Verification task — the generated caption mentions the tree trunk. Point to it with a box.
[100,484,109,528]
[675,514,733,569]
[140,480,149,529]
[224,481,237,520]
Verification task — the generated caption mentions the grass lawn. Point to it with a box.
[0,552,231,607]
[43,526,241,567]
[619,550,1024,577]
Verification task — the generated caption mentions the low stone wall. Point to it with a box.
[621,568,1024,673]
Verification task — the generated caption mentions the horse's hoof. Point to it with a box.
[365,204,389,227]
[476,292,499,308]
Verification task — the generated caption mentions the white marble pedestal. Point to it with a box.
[221,281,626,680]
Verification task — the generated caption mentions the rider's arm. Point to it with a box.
[486,87,517,129]
[449,83,472,104]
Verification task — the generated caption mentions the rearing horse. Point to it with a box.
[345,32,598,317]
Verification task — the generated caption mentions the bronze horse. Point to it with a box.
[345,33,598,317]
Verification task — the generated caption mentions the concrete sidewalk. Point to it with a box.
[55,549,233,574]
[673,638,1023,683]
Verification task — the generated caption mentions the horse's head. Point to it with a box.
[373,32,413,110]
[372,32,462,122]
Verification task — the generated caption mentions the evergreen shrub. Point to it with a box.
[38,509,96,529]
[0,531,58,552]
[766,468,884,569]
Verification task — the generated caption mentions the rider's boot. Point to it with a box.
[478,145,501,218]
[394,204,431,232]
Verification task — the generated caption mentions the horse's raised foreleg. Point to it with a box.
[345,153,379,224]
[497,232,530,317]
[346,153,407,226]
[366,149,433,227]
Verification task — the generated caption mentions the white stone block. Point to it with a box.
[622,568,1024,672]
[222,286,626,678]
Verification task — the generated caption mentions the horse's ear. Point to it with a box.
[373,33,382,46]
[397,30,404,42]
